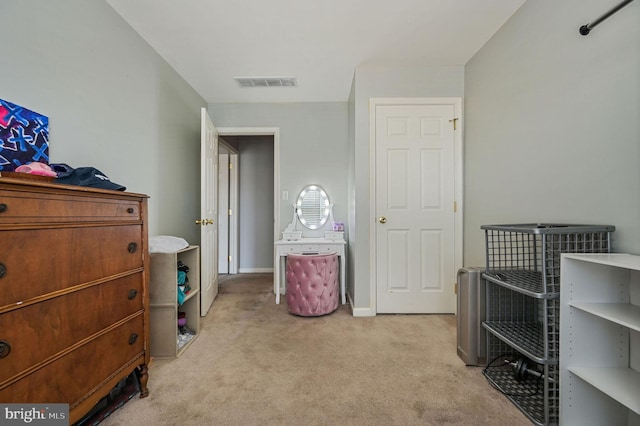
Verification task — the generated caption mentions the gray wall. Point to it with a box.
[207,102,350,244]
[1,0,206,244]
[238,137,274,271]
[8,0,636,315]
[464,0,640,266]
[350,66,465,312]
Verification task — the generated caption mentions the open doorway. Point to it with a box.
[217,128,280,276]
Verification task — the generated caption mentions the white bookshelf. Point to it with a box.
[560,253,640,425]
[569,368,640,415]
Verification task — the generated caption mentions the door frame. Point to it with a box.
[217,139,239,274]
[218,149,230,274]
[216,127,281,248]
[368,97,463,315]
[228,152,239,273]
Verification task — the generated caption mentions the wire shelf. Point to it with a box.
[484,282,560,363]
[483,270,551,298]
[483,341,560,426]
[481,223,612,425]
[483,367,556,426]
[484,322,549,363]
[482,224,614,294]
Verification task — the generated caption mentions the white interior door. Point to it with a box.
[375,103,458,314]
[228,152,239,274]
[200,107,218,316]
[218,151,229,274]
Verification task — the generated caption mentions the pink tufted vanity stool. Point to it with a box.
[285,252,339,316]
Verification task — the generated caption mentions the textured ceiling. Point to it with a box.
[106,0,526,103]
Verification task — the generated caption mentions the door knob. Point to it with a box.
[379,216,387,224]
[196,219,215,226]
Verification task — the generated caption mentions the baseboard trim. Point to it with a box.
[349,294,376,317]
[238,268,274,273]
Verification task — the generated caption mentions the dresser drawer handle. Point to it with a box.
[127,242,138,253]
[128,333,138,345]
[0,340,10,358]
[127,207,135,214]
[0,263,5,279]
[128,289,138,300]
[0,203,6,213]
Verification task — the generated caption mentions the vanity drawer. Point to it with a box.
[283,245,339,254]
[0,225,144,306]
[0,273,143,384]
[0,314,145,405]
[0,189,141,224]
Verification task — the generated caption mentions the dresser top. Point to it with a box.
[0,176,148,199]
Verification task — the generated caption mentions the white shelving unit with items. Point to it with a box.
[149,245,200,358]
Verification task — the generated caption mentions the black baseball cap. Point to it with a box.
[53,165,126,191]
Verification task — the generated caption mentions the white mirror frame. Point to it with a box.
[295,185,330,230]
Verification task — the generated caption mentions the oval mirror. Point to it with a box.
[296,185,330,230]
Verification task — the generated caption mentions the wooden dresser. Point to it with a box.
[0,177,150,424]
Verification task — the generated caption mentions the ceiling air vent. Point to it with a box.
[234,77,297,88]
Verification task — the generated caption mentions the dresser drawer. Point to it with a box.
[0,189,141,224]
[0,273,143,384]
[0,314,145,404]
[0,225,143,306]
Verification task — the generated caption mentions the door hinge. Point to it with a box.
[449,118,459,130]
[229,162,233,170]
[454,283,458,294]
[228,209,232,216]
[454,201,457,213]
[228,255,232,261]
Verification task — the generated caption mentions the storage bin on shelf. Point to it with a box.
[480,223,615,426]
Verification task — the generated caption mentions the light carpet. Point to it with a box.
[100,273,530,426]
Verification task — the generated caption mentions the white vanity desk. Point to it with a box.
[274,237,347,305]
